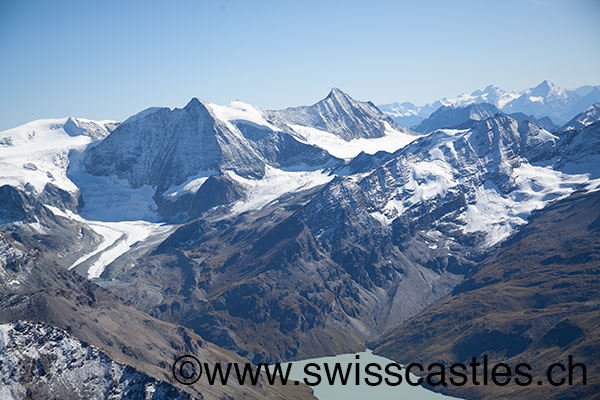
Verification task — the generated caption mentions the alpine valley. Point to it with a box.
[1,83,599,399]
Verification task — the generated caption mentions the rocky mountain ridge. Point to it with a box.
[1,87,599,399]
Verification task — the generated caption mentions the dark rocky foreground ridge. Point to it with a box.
[371,190,600,399]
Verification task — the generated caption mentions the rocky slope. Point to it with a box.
[372,190,600,399]
[0,320,190,400]
[412,102,559,134]
[0,234,316,400]
[506,112,557,131]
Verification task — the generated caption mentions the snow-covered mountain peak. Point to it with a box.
[182,96,213,118]
[381,82,600,127]
[63,117,115,140]
[470,85,520,108]
[207,100,278,131]
[327,86,345,96]
[530,80,565,98]
[83,99,266,191]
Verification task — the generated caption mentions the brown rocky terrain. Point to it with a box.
[372,191,600,399]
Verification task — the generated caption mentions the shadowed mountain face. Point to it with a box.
[372,191,600,399]
[506,112,557,131]
[413,103,501,133]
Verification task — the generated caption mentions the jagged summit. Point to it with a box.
[324,87,360,105]
[184,96,203,109]
[269,88,412,141]
[327,87,347,97]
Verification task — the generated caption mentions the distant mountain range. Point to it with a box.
[1,86,599,399]
[379,81,600,127]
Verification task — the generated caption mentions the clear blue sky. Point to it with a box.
[1,0,599,130]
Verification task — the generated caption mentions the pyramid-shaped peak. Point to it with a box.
[184,97,203,109]
[538,80,555,88]
[326,87,352,101]
[532,80,557,93]
[183,97,212,116]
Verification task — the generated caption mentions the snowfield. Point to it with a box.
[288,122,419,159]
[226,166,335,214]
[0,118,95,193]
[208,101,278,131]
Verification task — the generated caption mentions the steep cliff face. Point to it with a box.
[83,99,264,192]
